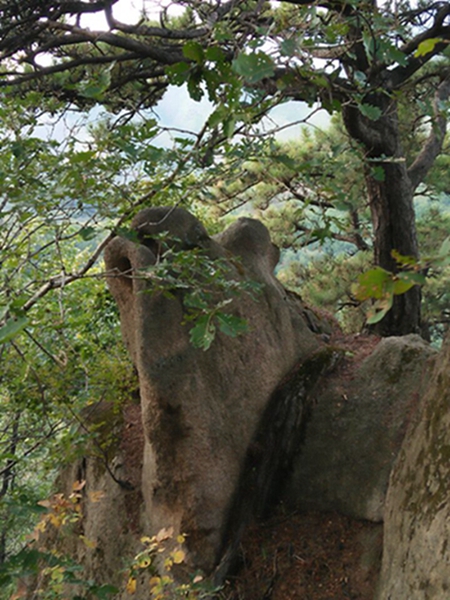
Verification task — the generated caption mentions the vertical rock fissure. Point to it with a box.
[214,347,341,583]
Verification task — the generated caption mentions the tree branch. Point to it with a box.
[385,4,450,89]
[44,22,184,63]
[274,0,357,17]
[408,73,450,190]
[294,222,369,250]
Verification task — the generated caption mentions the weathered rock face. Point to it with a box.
[34,402,145,598]
[285,334,436,522]
[376,333,450,599]
[103,207,322,573]
[37,207,445,599]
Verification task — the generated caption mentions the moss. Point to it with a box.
[385,346,424,384]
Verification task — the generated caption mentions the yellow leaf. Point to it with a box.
[80,535,97,550]
[138,556,151,568]
[126,577,137,594]
[88,490,106,503]
[72,480,86,492]
[414,37,442,57]
[176,534,185,544]
[171,549,185,564]
[140,536,153,545]
[49,514,62,528]
[155,526,174,542]
[36,520,47,533]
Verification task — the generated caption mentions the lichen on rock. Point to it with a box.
[376,333,450,599]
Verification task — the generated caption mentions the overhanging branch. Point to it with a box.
[408,73,450,190]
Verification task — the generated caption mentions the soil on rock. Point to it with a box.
[221,509,382,600]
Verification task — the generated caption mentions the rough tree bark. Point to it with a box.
[342,70,450,336]
[342,96,422,336]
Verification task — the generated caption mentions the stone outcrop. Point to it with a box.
[33,207,447,599]
[285,334,436,522]
[376,332,450,599]
[103,207,322,575]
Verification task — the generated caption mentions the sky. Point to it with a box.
[35,1,330,148]
[78,0,330,143]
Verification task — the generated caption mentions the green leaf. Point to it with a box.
[0,316,29,343]
[208,105,227,128]
[358,103,382,121]
[205,47,225,62]
[354,267,391,301]
[366,295,394,324]
[79,69,112,100]
[384,44,407,66]
[362,31,376,59]
[371,165,385,182]
[216,313,248,338]
[397,271,427,285]
[438,236,450,259]
[391,250,418,267]
[189,315,216,350]
[79,226,97,241]
[11,141,25,158]
[273,153,297,170]
[71,150,97,164]
[187,71,204,101]
[223,117,236,139]
[90,584,120,599]
[232,52,275,84]
[184,293,209,311]
[395,271,425,292]
[280,38,297,57]
[165,62,191,85]
[415,38,442,58]
[183,41,205,63]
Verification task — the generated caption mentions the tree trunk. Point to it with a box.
[364,162,422,335]
[342,97,422,336]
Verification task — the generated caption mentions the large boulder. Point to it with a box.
[376,332,450,599]
[284,334,436,522]
[31,207,443,599]
[103,207,322,574]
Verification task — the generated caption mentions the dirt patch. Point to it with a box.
[221,509,382,600]
[330,333,381,378]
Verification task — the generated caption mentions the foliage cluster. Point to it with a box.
[140,244,261,349]
[126,527,218,599]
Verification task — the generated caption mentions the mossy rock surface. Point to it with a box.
[376,333,450,599]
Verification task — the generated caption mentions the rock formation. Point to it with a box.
[376,332,450,599]
[33,207,447,599]
[103,206,324,577]
[285,334,436,522]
